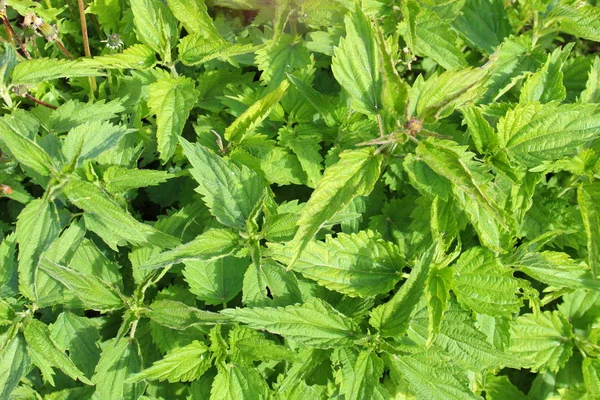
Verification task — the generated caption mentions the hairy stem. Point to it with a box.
[54,39,74,60]
[25,93,57,110]
[2,16,32,59]
[77,0,97,94]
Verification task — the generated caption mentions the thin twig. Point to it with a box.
[54,39,73,60]
[77,0,97,94]
[25,93,57,109]
[2,16,31,59]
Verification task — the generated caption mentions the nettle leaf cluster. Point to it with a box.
[1,0,600,398]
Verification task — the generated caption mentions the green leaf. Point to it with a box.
[452,247,523,316]
[482,375,529,400]
[11,59,103,84]
[92,339,144,400]
[414,68,487,122]
[130,0,178,61]
[178,36,258,66]
[138,229,242,270]
[63,178,179,249]
[331,5,381,114]
[81,44,157,69]
[291,148,382,266]
[146,299,229,330]
[0,335,30,399]
[16,199,61,302]
[180,139,265,228]
[547,4,600,42]
[256,34,312,88]
[242,259,303,307]
[334,349,388,400]
[49,313,101,378]
[269,230,403,298]
[508,250,600,290]
[452,0,511,54]
[498,102,600,167]
[520,44,572,104]
[0,116,55,177]
[103,166,173,193]
[369,245,434,337]
[221,298,360,348]
[408,7,468,70]
[38,258,124,311]
[224,80,290,143]
[128,341,211,383]
[508,311,574,372]
[583,358,600,397]
[229,326,298,365]
[210,363,269,400]
[62,120,133,166]
[416,139,512,252]
[387,349,481,400]
[23,319,92,386]
[184,256,247,305]
[43,98,126,133]
[166,0,219,37]
[425,266,451,337]
[286,73,338,126]
[461,105,498,154]
[578,183,600,278]
[148,76,199,162]
[0,234,17,298]
[580,56,600,103]
[278,125,323,188]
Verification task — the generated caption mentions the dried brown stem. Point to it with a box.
[25,93,57,110]
[2,16,31,59]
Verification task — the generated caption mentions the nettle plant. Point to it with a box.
[1,0,600,398]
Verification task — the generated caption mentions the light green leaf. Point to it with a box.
[0,116,55,177]
[331,5,381,114]
[452,247,523,316]
[426,266,451,337]
[482,375,529,400]
[178,35,258,66]
[103,166,173,193]
[128,341,211,383]
[130,0,178,61]
[229,326,298,365]
[388,350,481,400]
[270,230,403,298]
[146,299,229,330]
[184,256,247,305]
[278,125,323,188]
[148,76,199,163]
[508,250,600,290]
[461,105,498,154]
[520,44,572,104]
[138,229,241,271]
[92,339,144,400]
[11,59,103,84]
[210,363,269,400]
[256,34,311,88]
[63,178,179,249]
[166,0,219,37]
[38,258,124,311]
[334,349,388,400]
[81,44,157,70]
[0,234,17,298]
[16,199,61,302]
[547,4,600,42]
[415,67,487,122]
[49,313,101,378]
[180,139,265,228]
[222,298,360,348]
[508,311,574,372]
[580,56,600,103]
[0,335,30,399]
[43,98,126,133]
[452,0,511,54]
[291,148,382,266]
[242,259,303,307]
[578,183,600,278]
[498,102,600,167]
[23,319,92,386]
[224,80,290,143]
[369,245,433,337]
[583,358,600,397]
[286,73,338,126]
[62,120,133,166]
[409,7,468,70]
[417,139,512,252]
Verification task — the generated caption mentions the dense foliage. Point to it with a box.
[1,0,600,398]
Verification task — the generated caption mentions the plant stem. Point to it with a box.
[77,0,97,95]
[55,39,74,60]
[2,16,32,59]
[25,93,57,109]
[129,319,139,339]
